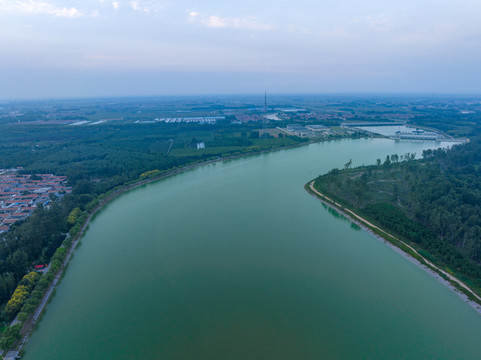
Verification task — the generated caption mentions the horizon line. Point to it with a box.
[2,92,481,103]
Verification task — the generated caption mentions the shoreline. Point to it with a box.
[7,139,321,359]
[306,181,481,317]
[7,136,438,357]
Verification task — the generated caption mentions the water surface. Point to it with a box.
[24,139,481,359]
[357,125,421,136]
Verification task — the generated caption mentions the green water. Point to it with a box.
[23,139,481,359]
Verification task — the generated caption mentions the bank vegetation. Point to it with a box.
[312,137,481,300]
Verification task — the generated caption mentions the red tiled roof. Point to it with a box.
[3,219,18,224]
[11,213,28,218]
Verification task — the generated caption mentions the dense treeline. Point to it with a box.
[0,245,70,350]
[0,193,92,307]
[411,110,481,137]
[5,272,40,320]
[314,137,481,291]
[362,203,481,284]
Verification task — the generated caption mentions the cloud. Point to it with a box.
[189,11,275,31]
[130,1,163,13]
[0,0,84,18]
[112,1,119,10]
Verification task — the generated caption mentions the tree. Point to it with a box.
[73,179,94,195]
[7,250,28,281]
[383,155,391,167]
[0,324,22,351]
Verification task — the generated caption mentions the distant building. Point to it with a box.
[155,116,224,124]
[394,130,440,141]
[306,125,329,132]
[286,124,314,137]
[0,172,71,234]
[196,142,205,149]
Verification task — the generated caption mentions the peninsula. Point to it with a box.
[307,137,481,309]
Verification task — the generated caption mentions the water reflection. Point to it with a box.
[350,222,361,231]
[320,201,361,230]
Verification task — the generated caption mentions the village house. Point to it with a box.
[0,169,71,233]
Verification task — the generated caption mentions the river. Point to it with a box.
[23,139,481,359]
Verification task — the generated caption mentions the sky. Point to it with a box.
[1,0,481,99]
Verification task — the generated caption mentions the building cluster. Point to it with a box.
[0,169,71,234]
[235,114,264,123]
[279,124,332,138]
[394,130,441,141]
[295,113,340,121]
[155,116,225,124]
[284,124,315,137]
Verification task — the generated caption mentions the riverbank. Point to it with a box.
[6,138,323,359]
[16,136,481,359]
[306,181,481,317]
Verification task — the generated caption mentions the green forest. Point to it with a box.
[313,137,481,295]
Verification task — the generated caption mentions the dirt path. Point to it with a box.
[308,181,481,304]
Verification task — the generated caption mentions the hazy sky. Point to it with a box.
[1,0,481,98]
